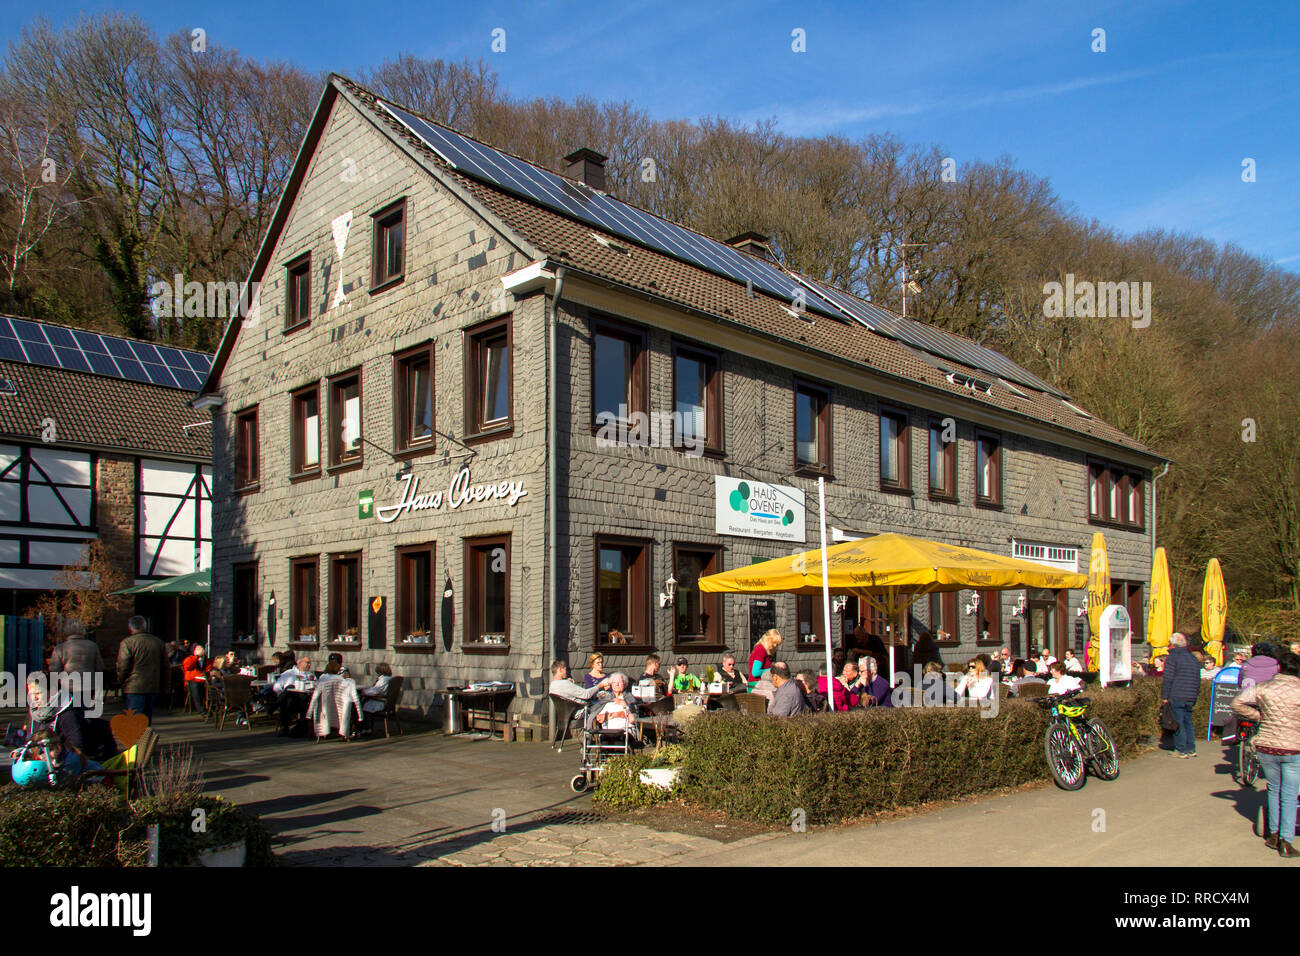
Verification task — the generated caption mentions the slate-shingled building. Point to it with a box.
[197,75,1164,730]
[0,316,213,657]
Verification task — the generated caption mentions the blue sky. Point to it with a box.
[7,0,1299,270]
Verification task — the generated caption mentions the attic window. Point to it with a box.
[0,379,16,397]
[945,372,992,395]
[999,378,1029,398]
[590,233,630,256]
[1062,399,1092,419]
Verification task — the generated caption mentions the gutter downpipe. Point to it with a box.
[1151,462,1170,569]
[549,265,566,681]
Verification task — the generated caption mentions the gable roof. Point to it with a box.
[0,358,212,460]
[201,75,1162,465]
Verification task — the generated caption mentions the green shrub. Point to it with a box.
[592,755,678,810]
[0,784,275,866]
[679,679,1161,825]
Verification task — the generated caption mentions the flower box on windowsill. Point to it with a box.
[403,632,431,644]
[462,640,510,654]
[232,634,257,646]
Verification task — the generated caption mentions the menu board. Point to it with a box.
[749,598,776,647]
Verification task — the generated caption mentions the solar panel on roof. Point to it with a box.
[0,315,211,391]
[381,102,847,320]
[798,275,1065,397]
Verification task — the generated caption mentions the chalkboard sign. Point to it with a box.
[1208,666,1242,731]
[749,598,776,647]
[1009,622,1021,659]
[1074,620,1086,654]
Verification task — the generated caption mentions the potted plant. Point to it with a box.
[638,743,685,790]
[405,629,430,644]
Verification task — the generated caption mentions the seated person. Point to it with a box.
[955,658,995,700]
[855,656,892,707]
[1062,649,1084,673]
[182,645,208,712]
[818,659,860,711]
[715,653,747,693]
[919,660,959,705]
[318,660,343,683]
[592,673,641,743]
[1008,660,1047,696]
[767,662,807,717]
[357,663,392,734]
[670,657,703,694]
[272,657,314,735]
[327,652,351,679]
[549,660,611,727]
[797,670,825,711]
[638,654,669,698]
[16,673,117,764]
[584,652,607,689]
[1046,661,1083,695]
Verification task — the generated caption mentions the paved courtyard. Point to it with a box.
[126,706,1294,866]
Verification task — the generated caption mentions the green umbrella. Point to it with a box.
[115,569,211,595]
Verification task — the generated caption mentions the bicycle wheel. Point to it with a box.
[1084,718,1120,781]
[1045,724,1086,790]
[1244,740,1259,787]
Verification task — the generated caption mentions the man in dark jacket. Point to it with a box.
[116,615,165,722]
[47,619,104,711]
[1162,633,1203,757]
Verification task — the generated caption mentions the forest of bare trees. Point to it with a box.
[2,15,1296,637]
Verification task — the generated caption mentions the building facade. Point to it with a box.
[199,77,1163,730]
[0,317,213,657]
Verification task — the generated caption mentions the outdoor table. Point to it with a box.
[446,684,515,740]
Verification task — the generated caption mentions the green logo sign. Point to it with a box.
[358,489,374,520]
[728,481,794,526]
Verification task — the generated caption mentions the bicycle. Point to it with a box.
[1035,688,1120,790]
[1232,717,1259,788]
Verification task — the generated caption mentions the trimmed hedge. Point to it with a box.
[678,678,1162,824]
[0,785,275,866]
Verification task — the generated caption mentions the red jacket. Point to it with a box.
[182,654,208,683]
[817,676,859,711]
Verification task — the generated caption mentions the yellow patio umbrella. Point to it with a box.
[1085,532,1109,671]
[1147,547,1174,661]
[700,532,1085,668]
[1201,558,1227,666]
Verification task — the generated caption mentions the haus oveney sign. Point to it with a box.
[373,466,527,523]
[714,475,806,543]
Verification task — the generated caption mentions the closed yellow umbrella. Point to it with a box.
[1147,547,1174,661]
[1086,532,1110,671]
[1201,558,1227,666]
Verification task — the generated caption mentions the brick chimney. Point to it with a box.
[726,231,773,259]
[564,148,607,191]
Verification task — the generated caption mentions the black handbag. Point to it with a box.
[1159,701,1179,732]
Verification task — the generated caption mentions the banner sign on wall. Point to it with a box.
[714,476,806,543]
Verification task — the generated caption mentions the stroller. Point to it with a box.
[550,694,636,793]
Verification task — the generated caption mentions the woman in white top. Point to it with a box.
[955,657,995,700]
[1063,649,1084,673]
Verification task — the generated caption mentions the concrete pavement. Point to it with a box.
[128,706,1294,866]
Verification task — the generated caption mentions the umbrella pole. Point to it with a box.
[818,478,835,709]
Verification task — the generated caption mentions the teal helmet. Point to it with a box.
[10,749,82,788]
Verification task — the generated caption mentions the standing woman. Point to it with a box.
[583,652,607,689]
[747,629,783,684]
[1232,652,1300,857]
